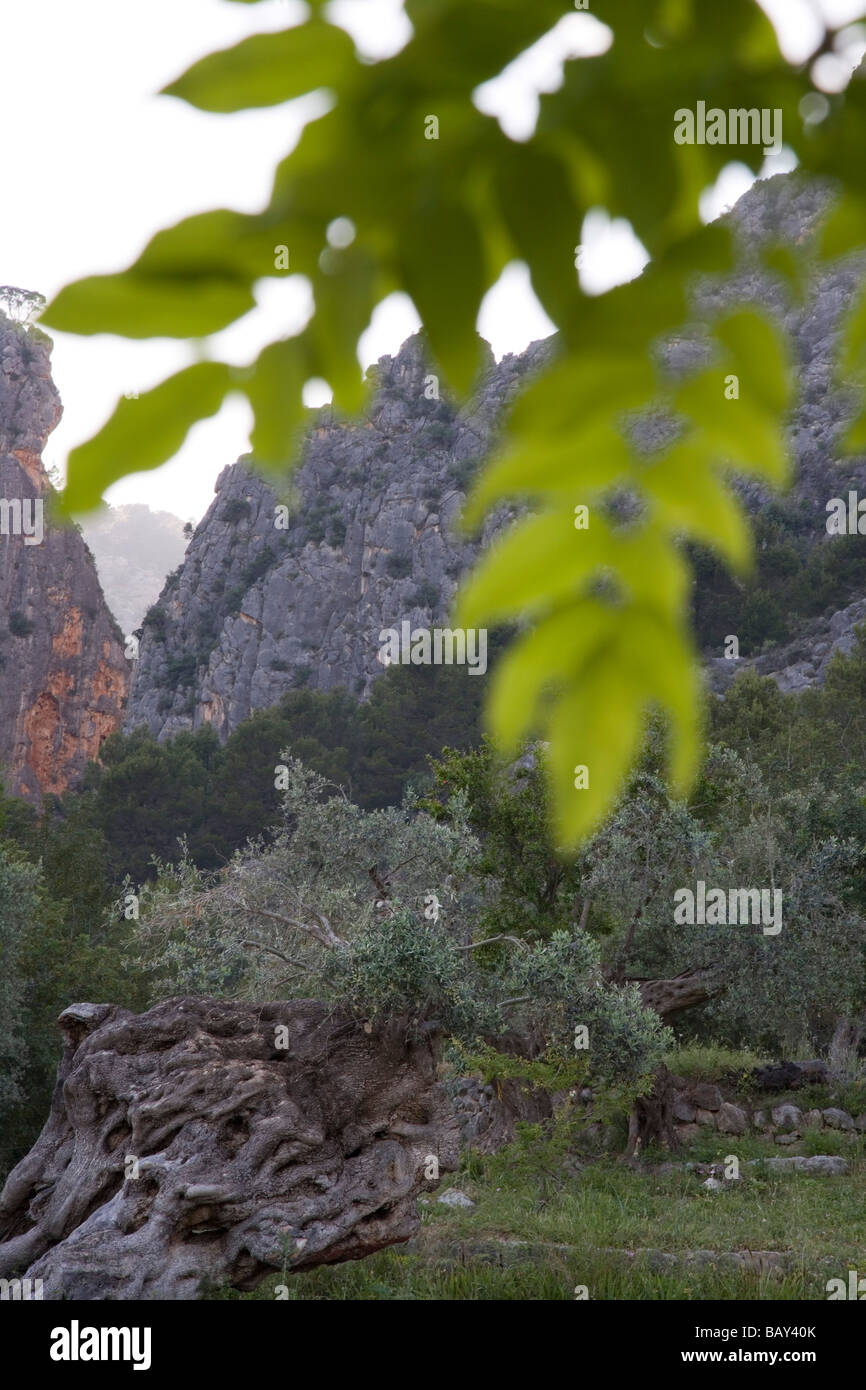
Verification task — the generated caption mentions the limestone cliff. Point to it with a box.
[126,175,866,738]
[125,334,542,741]
[0,314,127,800]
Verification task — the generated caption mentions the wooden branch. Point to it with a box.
[230,902,347,951]
[612,873,661,983]
[369,865,391,900]
[240,940,311,971]
[455,934,528,952]
[626,964,726,1021]
[577,895,592,933]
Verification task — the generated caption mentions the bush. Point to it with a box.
[222,498,251,523]
[327,515,347,547]
[320,909,486,1040]
[142,605,167,640]
[386,551,413,579]
[164,653,198,689]
[409,580,440,609]
[8,611,34,638]
[240,546,275,588]
[447,457,480,492]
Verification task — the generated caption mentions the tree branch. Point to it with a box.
[229,901,347,950]
[455,934,528,952]
[240,940,311,970]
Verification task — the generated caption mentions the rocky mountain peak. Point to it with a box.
[0,312,128,801]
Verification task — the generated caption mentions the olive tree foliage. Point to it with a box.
[133,758,670,1087]
[0,286,46,326]
[0,850,48,1114]
[590,757,866,1053]
[42,0,866,847]
[698,798,866,1055]
[431,736,866,1054]
[133,758,485,997]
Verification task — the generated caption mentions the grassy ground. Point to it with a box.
[213,1052,866,1301]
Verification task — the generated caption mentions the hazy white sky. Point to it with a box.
[1,0,864,521]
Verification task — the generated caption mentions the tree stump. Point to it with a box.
[626,1063,679,1160]
[0,996,460,1300]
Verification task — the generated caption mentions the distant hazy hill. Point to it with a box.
[81,504,188,635]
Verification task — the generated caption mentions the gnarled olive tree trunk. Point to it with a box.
[0,996,460,1300]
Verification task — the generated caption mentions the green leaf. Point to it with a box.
[397,198,485,394]
[162,22,357,112]
[642,441,753,571]
[841,279,866,378]
[459,510,689,628]
[820,195,866,260]
[245,338,310,469]
[486,600,617,751]
[714,310,791,417]
[623,608,701,793]
[136,209,316,283]
[63,362,232,512]
[463,351,653,523]
[459,510,616,627]
[43,273,254,339]
[760,243,805,302]
[547,644,644,845]
[840,409,866,453]
[674,369,787,485]
[310,247,379,411]
[463,423,635,526]
[494,141,583,324]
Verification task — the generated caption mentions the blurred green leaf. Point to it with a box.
[44,273,253,339]
[63,362,232,512]
[163,22,358,112]
[246,337,310,470]
[397,198,485,393]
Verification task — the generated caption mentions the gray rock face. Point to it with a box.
[0,314,127,800]
[126,335,546,741]
[753,1155,849,1175]
[0,996,460,1300]
[822,1107,855,1130]
[127,174,866,738]
[80,504,188,635]
[437,1189,475,1209]
[716,1101,748,1135]
[691,1083,722,1112]
[771,1103,803,1132]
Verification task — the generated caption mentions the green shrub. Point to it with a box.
[319,909,487,1040]
[386,551,413,579]
[409,580,440,609]
[447,457,480,492]
[222,498,252,523]
[7,611,34,638]
[142,605,167,640]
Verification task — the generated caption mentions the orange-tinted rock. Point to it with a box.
[0,313,127,801]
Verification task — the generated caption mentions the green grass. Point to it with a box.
[210,1129,866,1301]
[663,1044,765,1082]
[207,1047,866,1301]
[218,1250,815,1301]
